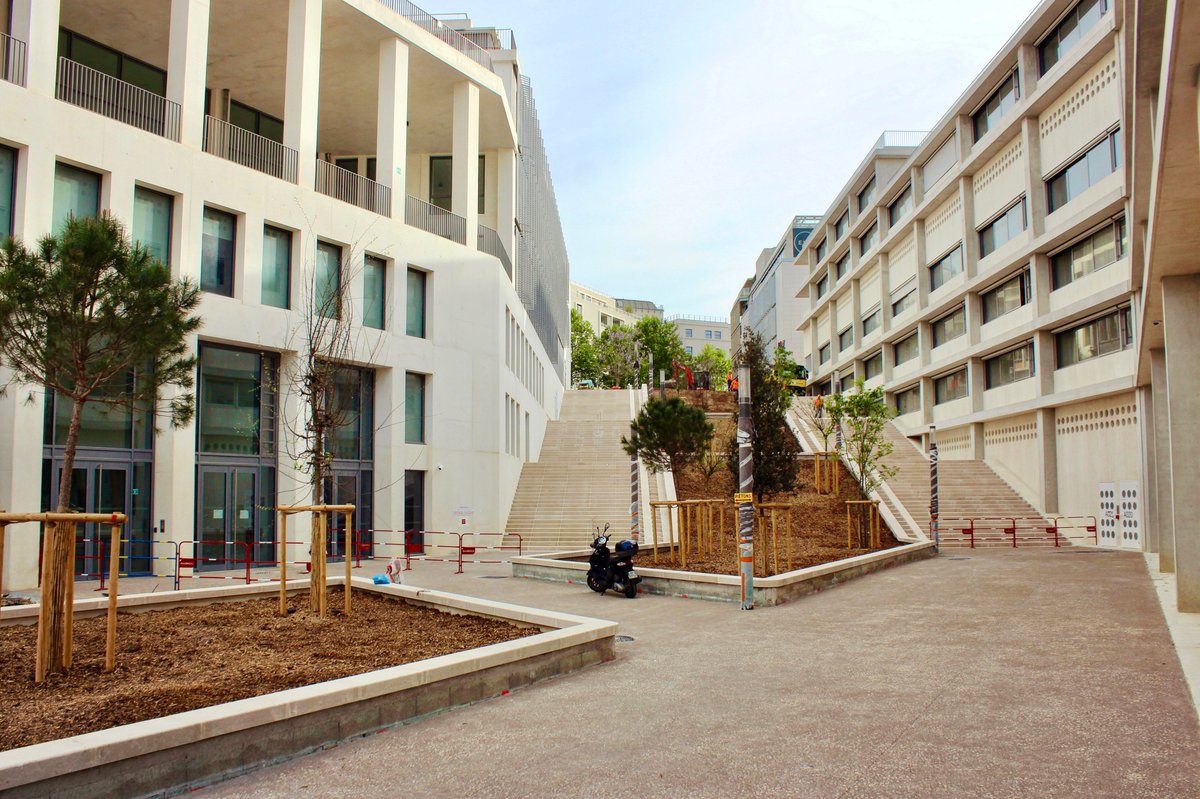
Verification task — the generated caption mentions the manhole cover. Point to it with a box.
[476,575,509,579]
[615,635,636,643]
[944,557,971,561]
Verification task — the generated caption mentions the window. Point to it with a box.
[363,255,386,330]
[836,253,850,280]
[404,471,425,549]
[817,274,829,297]
[59,29,167,96]
[929,245,964,291]
[862,309,881,336]
[1047,129,1121,212]
[228,100,283,144]
[0,146,15,242]
[894,332,919,365]
[864,350,883,379]
[315,241,342,318]
[201,207,236,296]
[835,212,848,240]
[1040,0,1110,75]
[684,345,693,355]
[1052,217,1127,288]
[704,330,713,340]
[857,175,876,212]
[982,270,1031,322]
[973,69,1020,142]
[979,198,1026,256]
[889,184,912,227]
[714,331,722,340]
[685,328,693,338]
[1056,306,1132,368]
[895,385,921,415]
[935,369,969,403]
[839,327,854,352]
[932,306,966,347]
[198,346,278,455]
[892,288,917,317]
[132,187,172,266]
[428,155,486,212]
[859,222,878,254]
[53,162,100,233]
[405,372,426,444]
[986,342,1035,388]
[839,372,855,393]
[261,226,291,309]
[330,366,375,461]
[816,238,827,262]
[818,343,831,364]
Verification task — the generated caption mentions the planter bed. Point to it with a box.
[0,577,616,798]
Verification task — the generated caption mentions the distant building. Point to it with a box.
[612,297,664,321]
[738,215,822,359]
[668,314,731,359]
[729,277,753,356]
[570,282,638,332]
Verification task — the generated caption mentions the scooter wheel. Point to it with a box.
[623,581,638,599]
[586,573,607,593]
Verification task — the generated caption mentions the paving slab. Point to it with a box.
[177,547,1200,798]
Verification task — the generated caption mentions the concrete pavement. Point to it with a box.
[186,547,1200,798]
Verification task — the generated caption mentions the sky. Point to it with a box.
[464,0,1042,319]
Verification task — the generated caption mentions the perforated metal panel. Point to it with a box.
[1119,481,1141,550]
[1098,483,1118,547]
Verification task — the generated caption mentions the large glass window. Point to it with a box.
[364,255,386,330]
[407,268,427,337]
[132,187,172,266]
[895,385,921,415]
[261,226,291,309]
[0,145,14,242]
[1056,307,1132,368]
[859,223,878,254]
[1052,217,1126,288]
[892,288,917,318]
[53,162,100,233]
[986,342,1035,388]
[428,155,485,212]
[979,198,1026,257]
[835,212,848,240]
[816,238,827,262]
[198,346,278,456]
[44,368,152,450]
[404,470,425,550]
[1040,0,1110,74]
[59,29,167,96]
[405,372,426,444]
[817,273,829,297]
[862,309,881,336]
[201,207,236,296]
[973,69,1020,142]
[330,367,375,461]
[982,270,1031,322]
[863,350,883,380]
[934,369,969,404]
[857,175,876,212]
[315,241,342,319]
[836,253,850,280]
[929,245,964,291]
[1047,130,1121,212]
[839,326,854,352]
[894,332,919,365]
[889,184,913,227]
[228,100,284,144]
[933,306,966,347]
[818,343,831,364]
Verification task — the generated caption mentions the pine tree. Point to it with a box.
[726,332,800,500]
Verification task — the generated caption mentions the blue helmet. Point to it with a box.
[615,539,638,553]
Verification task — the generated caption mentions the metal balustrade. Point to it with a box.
[316,160,391,217]
[1,32,26,86]
[373,0,493,71]
[56,58,180,141]
[874,130,929,149]
[478,224,512,277]
[406,195,465,244]
[203,116,299,183]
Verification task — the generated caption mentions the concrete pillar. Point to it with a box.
[1021,116,1046,237]
[959,175,979,279]
[1151,347,1176,572]
[376,38,410,220]
[851,278,863,343]
[9,0,60,96]
[955,115,974,161]
[1036,407,1058,514]
[914,220,930,310]
[452,81,480,249]
[1029,254,1052,318]
[920,376,934,427]
[878,251,892,333]
[970,421,985,460]
[1035,330,1055,397]
[918,320,933,369]
[1139,384,1159,554]
[1162,276,1200,609]
[497,147,517,278]
[965,291,983,347]
[1017,44,1040,98]
[909,165,924,207]
[284,0,322,190]
[968,358,985,413]
[167,0,210,148]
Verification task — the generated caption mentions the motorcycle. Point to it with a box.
[586,523,641,599]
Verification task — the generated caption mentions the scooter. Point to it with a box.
[586,523,641,599]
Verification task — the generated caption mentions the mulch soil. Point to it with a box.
[0,587,536,752]
[644,416,899,577]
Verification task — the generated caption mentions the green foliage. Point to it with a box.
[599,321,638,388]
[725,332,800,500]
[693,344,731,383]
[570,308,601,385]
[622,397,713,475]
[827,379,897,494]
[772,344,800,382]
[633,316,686,386]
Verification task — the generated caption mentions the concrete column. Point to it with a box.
[909,165,924,207]
[878,251,892,332]
[1036,407,1059,514]
[376,38,410,221]
[881,339,895,384]
[959,175,979,279]
[1021,116,1046,237]
[1017,44,1040,99]
[1162,276,1200,609]
[9,0,60,96]
[968,358,985,413]
[167,0,211,148]
[497,147,517,278]
[851,278,863,343]
[970,421,985,460]
[14,140,55,239]
[452,81,480,249]
[1035,330,1055,397]
[1139,384,1159,554]
[1029,253,1052,318]
[920,376,935,427]
[955,115,974,160]
[918,320,933,369]
[0,369,44,588]
[965,291,983,347]
[914,219,930,310]
[1151,347,1175,571]
[284,0,322,190]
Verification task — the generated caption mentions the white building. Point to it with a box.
[740,215,821,358]
[0,0,568,589]
[794,0,1139,545]
[569,281,639,332]
[668,315,731,358]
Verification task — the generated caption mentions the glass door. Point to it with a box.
[45,463,135,578]
[198,468,229,569]
[322,473,356,562]
[197,466,275,571]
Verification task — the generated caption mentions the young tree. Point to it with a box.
[828,379,897,495]
[772,344,800,382]
[622,397,713,475]
[0,215,200,676]
[725,332,801,501]
[799,394,840,452]
[569,308,601,385]
[599,321,638,388]
[634,316,686,385]
[694,344,731,385]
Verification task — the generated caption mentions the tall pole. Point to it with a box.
[736,332,755,610]
[630,448,641,544]
[929,425,940,553]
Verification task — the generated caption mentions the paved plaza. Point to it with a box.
[176,547,1200,798]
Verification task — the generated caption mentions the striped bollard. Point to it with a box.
[630,450,640,544]
[737,354,754,610]
[929,425,940,553]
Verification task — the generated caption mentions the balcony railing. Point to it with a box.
[1,33,27,86]
[316,160,391,217]
[406,195,465,244]
[373,0,493,72]
[874,130,929,149]
[478,224,512,278]
[460,27,516,51]
[203,115,298,183]
[56,58,180,141]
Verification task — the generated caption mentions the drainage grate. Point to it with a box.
[1053,550,1113,555]
[476,575,509,579]
[944,557,971,561]
[615,635,636,643]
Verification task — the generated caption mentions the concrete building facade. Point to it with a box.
[667,314,731,358]
[741,215,821,358]
[569,281,642,332]
[0,0,568,589]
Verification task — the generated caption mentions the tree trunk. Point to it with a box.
[39,397,85,677]
[309,426,325,613]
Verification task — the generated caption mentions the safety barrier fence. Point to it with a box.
[940,516,1087,548]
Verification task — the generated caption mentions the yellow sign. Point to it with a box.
[734,492,753,503]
